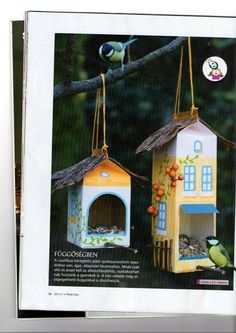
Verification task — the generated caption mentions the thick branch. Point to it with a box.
[54,36,187,99]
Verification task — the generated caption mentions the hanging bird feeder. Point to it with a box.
[136,38,236,273]
[52,74,146,251]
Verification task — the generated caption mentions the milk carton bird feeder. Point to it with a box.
[136,38,236,273]
[52,74,146,251]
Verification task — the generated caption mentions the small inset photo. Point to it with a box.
[202,56,227,82]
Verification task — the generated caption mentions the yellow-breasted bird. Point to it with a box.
[99,39,137,70]
[204,235,236,270]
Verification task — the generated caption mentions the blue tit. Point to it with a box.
[99,38,137,70]
[204,236,236,270]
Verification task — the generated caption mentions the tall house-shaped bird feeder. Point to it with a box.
[136,38,235,273]
[136,111,235,273]
[52,153,146,249]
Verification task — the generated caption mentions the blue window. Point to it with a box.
[158,202,167,231]
[184,165,196,191]
[202,166,212,191]
[194,140,202,153]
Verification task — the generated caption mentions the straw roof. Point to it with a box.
[136,117,236,154]
[52,155,148,191]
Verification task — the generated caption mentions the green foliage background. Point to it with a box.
[50,34,236,289]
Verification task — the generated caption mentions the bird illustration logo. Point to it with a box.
[99,38,137,71]
[204,236,236,270]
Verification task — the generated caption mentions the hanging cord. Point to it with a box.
[188,37,197,115]
[100,73,109,158]
[173,37,198,119]
[91,88,101,153]
[91,73,108,158]
[174,46,183,118]
[96,90,101,149]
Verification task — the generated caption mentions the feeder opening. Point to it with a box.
[88,194,126,235]
[179,210,215,260]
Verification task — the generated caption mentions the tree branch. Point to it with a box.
[54,36,187,99]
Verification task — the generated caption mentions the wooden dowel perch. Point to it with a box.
[104,242,138,254]
[196,265,225,275]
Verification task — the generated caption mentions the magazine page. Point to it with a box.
[19,11,236,314]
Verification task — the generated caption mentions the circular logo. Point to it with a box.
[202,56,227,82]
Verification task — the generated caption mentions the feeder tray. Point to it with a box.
[179,234,207,258]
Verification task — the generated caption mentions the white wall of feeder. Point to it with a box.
[67,185,131,249]
[162,121,217,158]
[176,122,217,159]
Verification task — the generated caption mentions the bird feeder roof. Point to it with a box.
[52,155,147,190]
[136,116,236,154]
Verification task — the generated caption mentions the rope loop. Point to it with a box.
[174,46,183,118]
[91,73,109,158]
[188,37,196,115]
[174,37,197,119]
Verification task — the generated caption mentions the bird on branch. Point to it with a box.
[54,36,187,99]
[204,235,236,271]
[99,39,137,71]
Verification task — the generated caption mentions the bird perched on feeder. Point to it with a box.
[99,38,137,71]
[204,236,236,270]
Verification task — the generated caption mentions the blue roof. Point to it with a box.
[180,204,219,214]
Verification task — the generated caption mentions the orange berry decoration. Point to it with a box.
[169,170,176,179]
[171,181,177,187]
[178,174,184,181]
[154,195,161,202]
[157,189,164,197]
[172,163,179,171]
[147,206,155,214]
[165,167,171,174]
[152,207,158,217]
[152,182,160,191]
[147,205,158,217]
[159,185,165,192]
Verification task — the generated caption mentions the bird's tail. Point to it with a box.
[123,38,137,48]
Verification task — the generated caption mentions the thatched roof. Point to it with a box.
[52,155,148,191]
[136,117,236,154]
